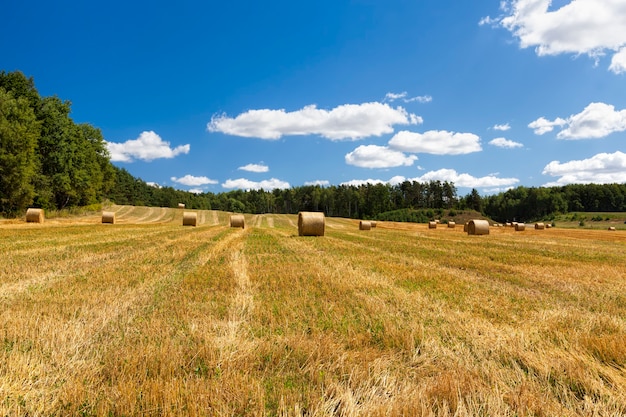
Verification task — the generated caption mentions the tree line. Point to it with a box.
[1,70,625,221]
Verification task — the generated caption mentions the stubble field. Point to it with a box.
[1,205,625,416]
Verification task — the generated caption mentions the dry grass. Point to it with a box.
[1,207,625,416]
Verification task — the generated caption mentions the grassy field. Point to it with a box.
[1,206,625,416]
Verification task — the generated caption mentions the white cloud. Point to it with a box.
[530,102,626,139]
[542,151,626,186]
[388,130,482,155]
[487,0,626,73]
[493,123,511,131]
[528,116,567,135]
[345,145,418,169]
[238,163,269,173]
[489,137,523,148]
[171,175,218,186]
[340,176,406,187]
[304,180,330,186]
[207,102,421,141]
[188,188,204,194]
[106,131,190,162]
[609,46,626,74]
[411,168,520,188]
[146,182,161,188]
[222,178,290,190]
[384,92,432,104]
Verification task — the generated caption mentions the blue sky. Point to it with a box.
[2,0,625,195]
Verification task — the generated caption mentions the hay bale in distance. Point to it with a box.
[428,221,437,229]
[448,221,456,228]
[535,222,545,230]
[298,212,325,236]
[102,211,115,224]
[515,223,526,231]
[546,224,552,228]
[467,219,489,235]
[178,203,185,209]
[608,226,616,231]
[25,208,44,223]
[230,214,245,228]
[359,220,371,231]
[463,222,468,232]
[505,222,512,227]
[370,221,377,228]
[182,212,197,227]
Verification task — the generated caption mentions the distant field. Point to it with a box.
[550,212,626,231]
[1,206,625,416]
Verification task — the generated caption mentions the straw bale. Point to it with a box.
[25,208,44,223]
[182,212,197,226]
[546,224,552,228]
[608,226,616,231]
[230,214,245,228]
[370,221,377,228]
[448,221,456,228]
[463,222,468,232]
[298,212,325,236]
[428,221,437,229]
[467,219,489,235]
[535,222,545,230]
[102,211,115,224]
[178,203,185,209]
[359,220,371,231]
[505,222,512,227]
[515,223,526,231]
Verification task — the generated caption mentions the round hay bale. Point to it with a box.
[505,222,512,227]
[230,214,245,228]
[535,222,545,230]
[298,212,325,236]
[370,221,377,228]
[463,222,468,232]
[515,223,526,231]
[546,224,552,228]
[182,212,197,227]
[25,208,44,223]
[359,220,371,231]
[178,203,185,209]
[467,219,489,235]
[428,221,437,229]
[448,221,456,228]
[102,211,116,224]
[608,226,616,231]
[434,219,440,224]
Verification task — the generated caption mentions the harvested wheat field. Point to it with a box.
[1,206,625,416]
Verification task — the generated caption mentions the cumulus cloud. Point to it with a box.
[609,47,626,74]
[106,131,190,162]
[412,168,520,188]
[207,102,422,141]
[542,151,626,186]
[528,116,567,135]
[384,92,432,103]
[493,123,511,131]
[388,130,482,155]
[238,163,269,173]
[345,145,418,169]
[304,180,330,186]
[340,176,406,187]
[489,137,523,148]
[484,0,626,73]
[222,178,290,190]
[171,175,218,186]
[530,102,626,139]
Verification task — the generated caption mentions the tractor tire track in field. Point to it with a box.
[210,228,256,359]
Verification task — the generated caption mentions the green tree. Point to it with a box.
[0,88,40,215]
